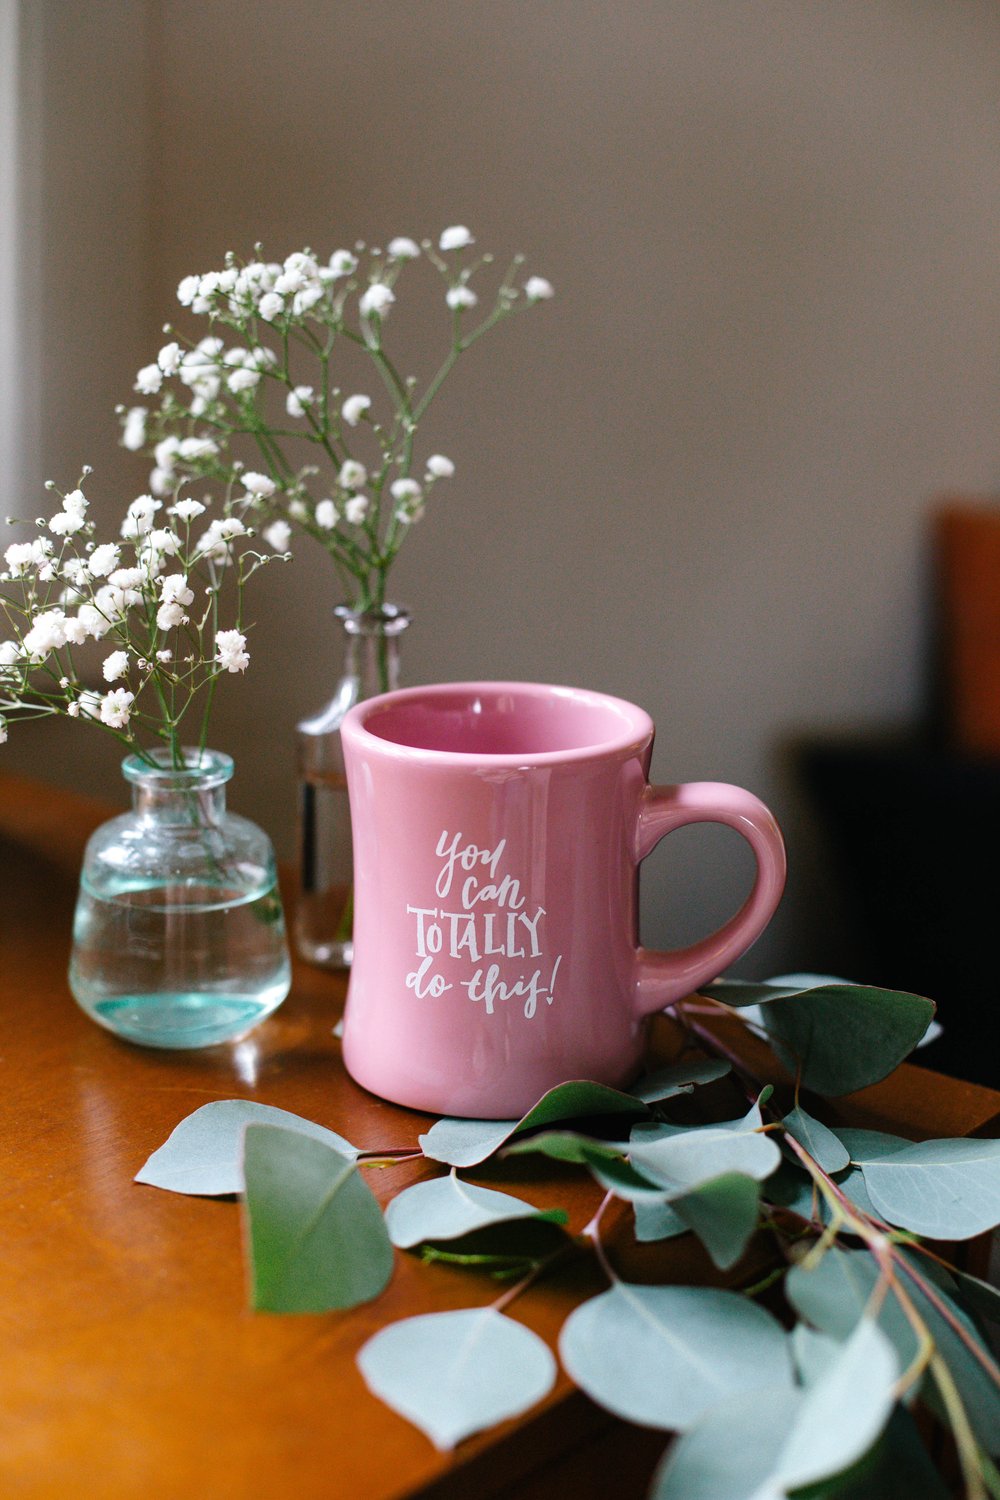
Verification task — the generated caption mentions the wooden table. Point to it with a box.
[1,773,998,1500]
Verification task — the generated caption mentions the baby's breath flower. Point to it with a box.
[76,603,111,640]
[446,285,478,310]
[359,283,394,319]
[440,225,474,251]
[177,274,200,306]
[390,478,422,503]
[170,498,206,522]
[135,363,163,396]
[328,249,358,278]
[102,650,129,683]
[109,568,145,589]
[388,237,420,260]
[215,628,249,674]
[120,495,160,540]
[88,543,121,578]
[263,520,291,552]
[160,574,194,607]
[122,407,147,451]
[121,231,549,618]
[157,342,182,375]
[22,609,68,657]
[227,367,260,395]
[338,460,367,491]
[341,393,371,427]
[286,385,314,418]
[156,600,187,630]
[258,291,284,322]
[242,473,277,499]
[99,688,134,728]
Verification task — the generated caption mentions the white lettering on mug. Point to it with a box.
[404,834,563,1018]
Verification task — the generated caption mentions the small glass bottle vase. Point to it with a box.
[69,749,291,1048]
[296,603,408,969]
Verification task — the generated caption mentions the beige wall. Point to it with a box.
[7,1,1000,977]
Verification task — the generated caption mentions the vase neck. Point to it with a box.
[122,749,232,824]
[335,603,408,699]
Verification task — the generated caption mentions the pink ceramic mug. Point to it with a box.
[340,682,786,1118]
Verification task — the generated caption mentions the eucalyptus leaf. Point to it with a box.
[629,1122,781,1191]
[790,1323,842,1386]
[786,1245,1000,1455]
[634,1199,688,1243]
[630,1093,768,1147]
[385,1173,566,1249]
[650,1319,898,1499]
[703,980,935,1095]
[951,1267,1000,1328]
[501,1130,631,1167]
[629,1058,731,1103]
[855,1137,1000,1240]
[357,1308,556,1450]
[671,1172,761,1269]
[837,1126,912,1161]
[782,1107,850,1174]
[418,1079,650,1167]
[558,1283,792,1431]
[793,1406,951,1500]
[135,1099,358,1197]
[242,1125,392,1313]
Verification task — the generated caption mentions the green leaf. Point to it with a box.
[134,1099,358,1197]
[671,1173,762,1269]
[650,1319,898,1499]
[786,1245,1000,1455]
[503,1130,670,1203]
[855,1137,1000,1240]
[385,1173,566,1249]
[791,1406,951,1500]
[418,1079,650,1167]
[951,1267,1000,1328]
[629,1058,731,1103]
[703,980,935,1095]
[837,1126,912,1161]
[629,1121,781,1191]
[357,1308,556,1450]
[242,1124,393,1313]
[782,1107,850,1174]
[634,1199,688,1242]
[558,1283,792,1431]
[501,1130,631,1167]
[630,1093,769,1146]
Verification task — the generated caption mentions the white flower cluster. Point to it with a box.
[120,226,552,610]
[1,475,281,755]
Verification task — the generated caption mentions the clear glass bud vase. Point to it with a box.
[69,748,291,1048]
[296,603,409,969]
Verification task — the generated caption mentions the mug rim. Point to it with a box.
[342,680,654,766]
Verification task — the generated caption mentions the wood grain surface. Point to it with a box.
[1,772,997,1500]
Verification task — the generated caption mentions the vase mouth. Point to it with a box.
[335,602,410,638]
[122,747,234,790]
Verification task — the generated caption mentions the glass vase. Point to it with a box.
[295,603,409,969]
[69,748,291,1048]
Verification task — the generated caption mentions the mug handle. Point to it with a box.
[632,781,787,1017]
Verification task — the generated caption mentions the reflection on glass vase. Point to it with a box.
[69,748,291,1048]
[295,603,409,970]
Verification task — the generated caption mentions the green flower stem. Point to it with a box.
[931,1351,989,1500]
